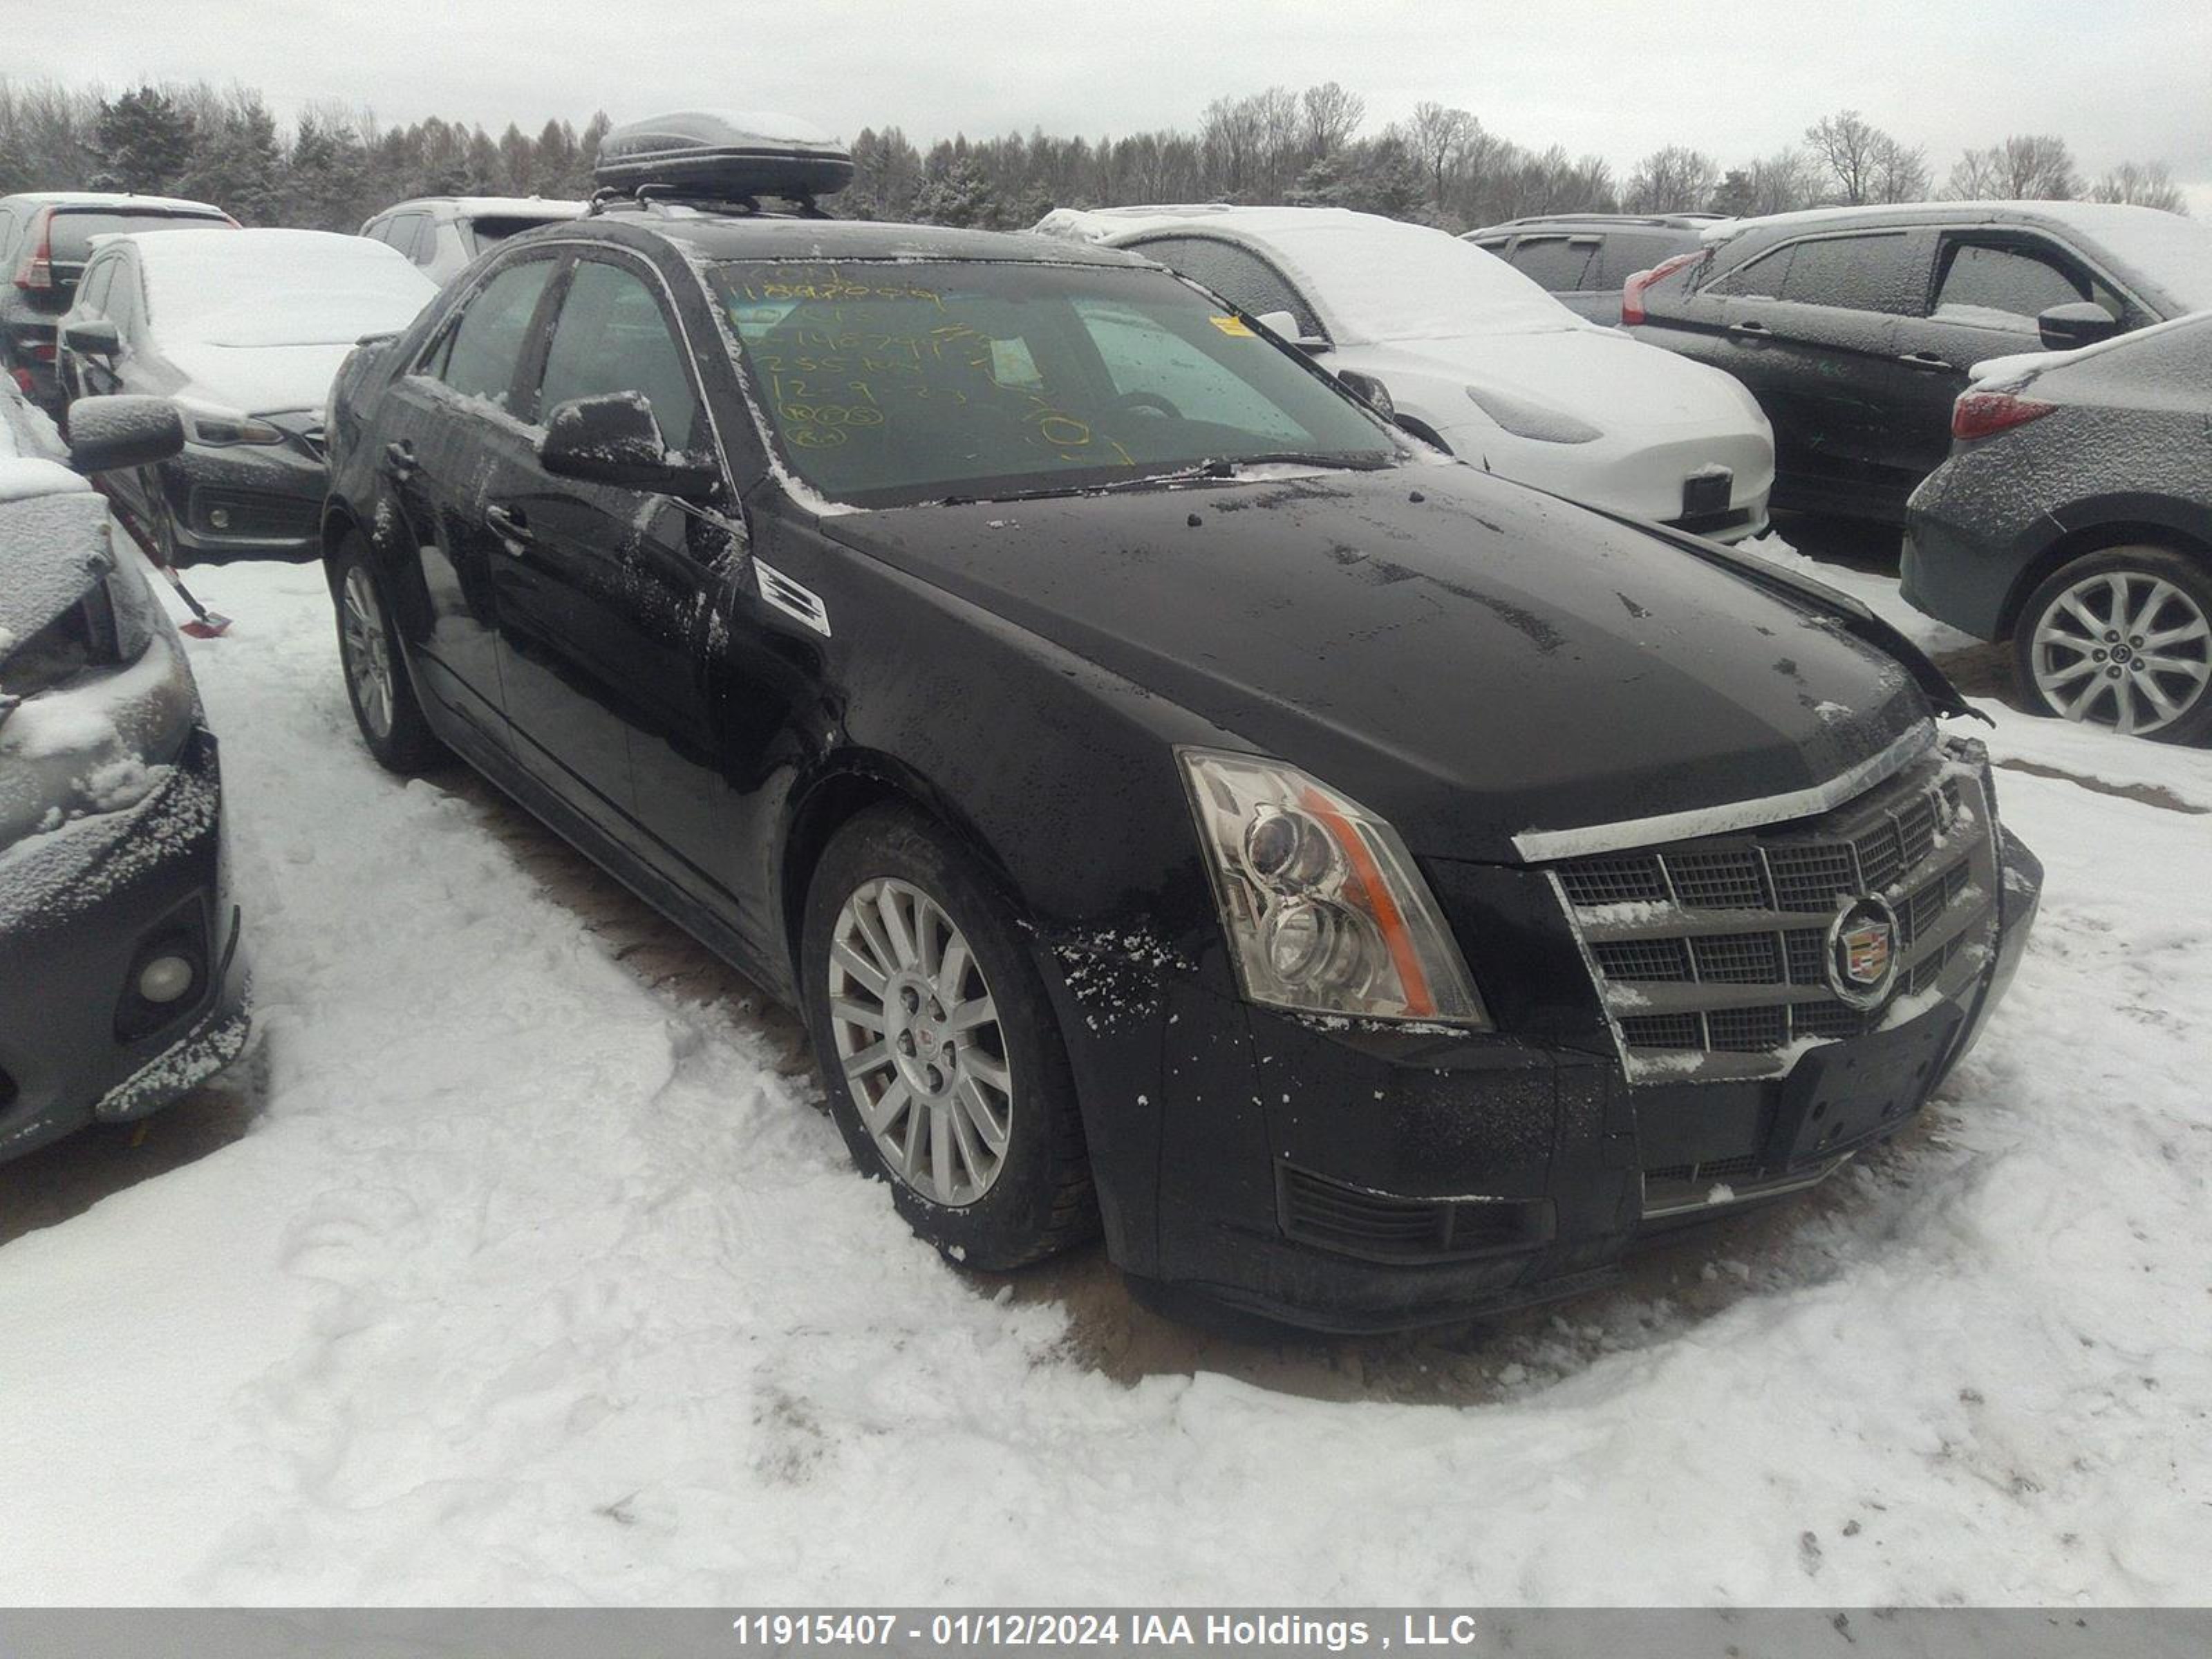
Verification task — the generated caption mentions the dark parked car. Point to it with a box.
[320,113,2039,1333]
[1465,214,1725,326]
[54,227,435,563]
[0,191,234,415]
[1627,201,2212,521]
[1905,312,2212,744]
[0,385,250,1164]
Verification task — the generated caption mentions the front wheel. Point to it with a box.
[332,535,444,774]
[800,805,1097,1271]
[2013,546,2212,744]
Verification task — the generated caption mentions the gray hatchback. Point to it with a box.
[1904,311,2212,744]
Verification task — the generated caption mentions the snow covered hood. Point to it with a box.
[1036,205,1585,344]
[138,229,436,414]
[1365,324,1760,431]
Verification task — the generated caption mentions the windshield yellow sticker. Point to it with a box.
[1208,315,1256,337]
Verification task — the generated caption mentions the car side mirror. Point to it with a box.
[2037,301,2121,351]
[66,395,185,474]
[62,317,122,359]
[538,393,719,500]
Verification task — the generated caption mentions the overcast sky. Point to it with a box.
[17,0,2211,211]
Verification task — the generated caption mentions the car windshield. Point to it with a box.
[707,259,1401,508]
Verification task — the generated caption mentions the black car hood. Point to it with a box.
[819,465,1936,863]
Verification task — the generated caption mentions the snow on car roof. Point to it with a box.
[1034,204,1586,345]
[130,228,438,347]
[386,196,588,219]
[1703,200,2212,312]
[2,189,226,214]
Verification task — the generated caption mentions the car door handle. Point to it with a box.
[1897,351,1954,372]
[381,440,416,480]
[485,503,532,549]
[1727,320,1771,337]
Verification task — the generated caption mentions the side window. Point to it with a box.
[77,256,115,317]
[1933,238,2091,326]
[422,256,556,409]
[1507,235,1599,292]
[1709,243,1792,300]
[387,214,431,263]
[532,259,702,451]
[104,260,143,341]
[1073,298,1306,440]
[1127,236,1325,340]
[0,211,17,263]
[1777,232,1920,313]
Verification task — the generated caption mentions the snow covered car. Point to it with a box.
[52,228,437,564]
[1904,311,2212,744]
[1034,204,1776,543]
[361,196,589,286]
[318,113,2039,1333]
[0,387,250,1165]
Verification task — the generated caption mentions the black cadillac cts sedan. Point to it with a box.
[319,157,2041,1331]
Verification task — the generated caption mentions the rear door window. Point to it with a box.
[1508,236,1600,292]
[1776,231,1921,313]
[1125,235,1326,340]
[1709,243,1792,299]
[421,255,558,410]
[530,257,702,449]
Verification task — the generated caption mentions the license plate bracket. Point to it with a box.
[1773,1009,1963,1165]
[1682,467,1733,519]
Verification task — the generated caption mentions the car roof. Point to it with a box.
[561,207,1152,268]
[1470,214,1727,234]
[373,196,588,220]
[0,190,226,214]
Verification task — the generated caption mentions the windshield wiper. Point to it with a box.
[1200,451,1395,473]
[933,453,1393,507]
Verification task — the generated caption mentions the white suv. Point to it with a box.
[359,196,586,286]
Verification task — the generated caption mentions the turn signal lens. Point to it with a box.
[1951,391,2056,442]
[1179,748,1488,1027]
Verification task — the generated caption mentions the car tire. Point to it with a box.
[2013,545,2212,745]
[800,803,1098,1271]
[332,534,444,774]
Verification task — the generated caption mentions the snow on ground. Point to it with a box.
[2,554,2209,1606]
[1736,529,1980,655]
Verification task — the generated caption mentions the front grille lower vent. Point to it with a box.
[1277,1165,1551,1264]
[1553,749,2000,1080]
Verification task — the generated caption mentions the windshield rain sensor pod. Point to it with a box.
[592,111,855,202]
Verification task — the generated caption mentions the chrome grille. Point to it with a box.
[1553,747,2000,1082]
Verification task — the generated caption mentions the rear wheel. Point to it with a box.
[332,535,444,774]
[800,805,1097,1271]
[2014,546,2212,744]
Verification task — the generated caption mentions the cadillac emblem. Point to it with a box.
[1826,895,1900,1010]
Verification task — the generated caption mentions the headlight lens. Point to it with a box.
[1464,384,1603,444]
[178,401,285,446]
[1179,748,1488,1026]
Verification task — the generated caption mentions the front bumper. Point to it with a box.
[0,722,250,1164]
[155,441,326,565]
[1060,823,2043,1335]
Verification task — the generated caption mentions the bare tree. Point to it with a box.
[1868,134,1931,203]
[2090,160,2188,214]
[1300,82,1365,160]
[1946,133,2081,200]
[1399,101,1479,212]
[1624,144,1719,213]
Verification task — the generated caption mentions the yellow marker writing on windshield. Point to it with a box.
[1208,315,1256,337]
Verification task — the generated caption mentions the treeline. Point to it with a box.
[0,76,2189,239]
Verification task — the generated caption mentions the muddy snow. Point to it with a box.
[1,552,2207,1605]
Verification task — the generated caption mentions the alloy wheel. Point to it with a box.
[827,877,1013,1208]
[2030,570,2212,737]
[341,565,396,740]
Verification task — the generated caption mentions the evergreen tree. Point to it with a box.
[93,86,198,194]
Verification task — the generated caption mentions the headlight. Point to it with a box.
[1465,384,1602,444]
[178,400,284,446]
[1179,748,1488,1027]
